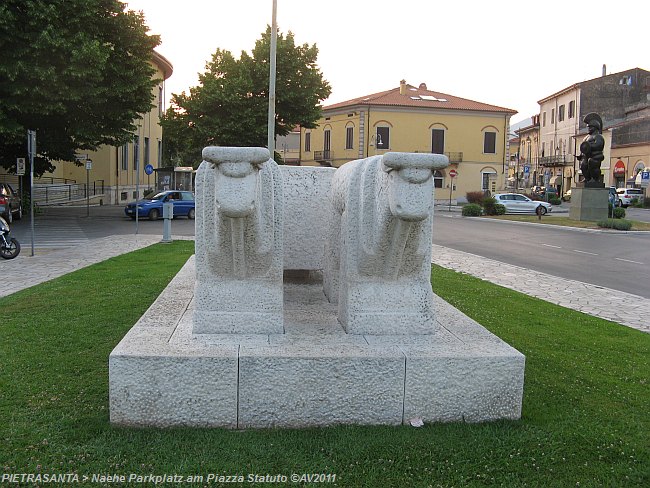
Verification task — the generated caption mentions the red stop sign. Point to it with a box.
[449,169,458,178]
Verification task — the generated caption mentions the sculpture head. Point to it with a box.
[382,153,449,221]
[583,113,603,135]
[202,147,270,218]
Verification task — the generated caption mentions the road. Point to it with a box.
[432,211,650,298]
[8,204,650,299]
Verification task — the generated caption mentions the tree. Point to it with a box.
[0,0,160,176]
[161,27,331,166]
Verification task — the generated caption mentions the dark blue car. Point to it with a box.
[124,190,195,220]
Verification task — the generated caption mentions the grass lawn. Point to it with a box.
[1,241,648,487]
[483,214,650,231]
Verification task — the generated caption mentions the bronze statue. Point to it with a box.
[577,113,605,186]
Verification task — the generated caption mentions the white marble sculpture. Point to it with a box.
[324,152,449,334]
[193,147,284,334]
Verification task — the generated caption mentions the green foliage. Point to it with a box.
[465,191,484,205]
[612,207,626,219]
[462,203,482,216]
[549,197,562,205]
[494,203,506,215]
[0,247,648,486]
[160,27,331,166]
[0,0,160,176]
[597,218,632,230]
[481,197,500,215]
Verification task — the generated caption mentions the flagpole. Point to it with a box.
[267,0,277,159]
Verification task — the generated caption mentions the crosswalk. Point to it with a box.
[12,218,88,252]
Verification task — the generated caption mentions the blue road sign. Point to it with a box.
[144,164,154,175]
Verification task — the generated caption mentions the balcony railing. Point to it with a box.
[539,154,573,167]
[314,150,333,163]
[444,152,463,163]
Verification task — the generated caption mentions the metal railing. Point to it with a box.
[444,152,463,163]
[539,154,573,166]
[32,180,105,205]
[314,150,333,162]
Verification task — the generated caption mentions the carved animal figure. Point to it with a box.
[193,147,284,335]
[324,152,448,335]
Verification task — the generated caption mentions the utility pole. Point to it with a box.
[267,0,278,159]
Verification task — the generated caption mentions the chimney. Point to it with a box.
[399,79,407,95]
[419,83,427,90]
[602,64,607,77]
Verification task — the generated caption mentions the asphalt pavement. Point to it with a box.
[2,204,649,334]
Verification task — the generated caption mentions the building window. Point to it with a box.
[345,126,354,150]
[551,108,555,124]
[133,136,140,170]
[481,171,496,192]
[558,105,565,122]
[304,132,311,152]
[483,131,496,154]
[144,137,150,165]
[542,112,546,127]
[433,170,443,189]
[431,128,445,154]
[158,86,163,114]
[121,145,128,171]
[323,129,331,154]
[157,140,162,165]
[376,127,390,150]
[568,101,575,119]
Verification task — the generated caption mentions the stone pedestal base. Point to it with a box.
[109,257,525,428]
[569,187,609,221]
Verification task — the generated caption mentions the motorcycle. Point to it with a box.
[0,215,20,259]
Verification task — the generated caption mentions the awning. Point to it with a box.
[507,177,516,182]
[549,175,562,185]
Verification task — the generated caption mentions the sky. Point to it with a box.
[125,0,648,126]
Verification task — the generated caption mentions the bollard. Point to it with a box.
[162,202,173,243]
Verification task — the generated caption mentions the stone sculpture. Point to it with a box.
[110,147,525,429]
[324,152,449,334]
[577,113,605,186]
[193,147,284,334]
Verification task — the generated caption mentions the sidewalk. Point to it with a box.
[2,235,648,334]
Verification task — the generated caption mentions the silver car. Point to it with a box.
[493,193,553,215]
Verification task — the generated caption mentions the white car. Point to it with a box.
[615,188,644,208]
[493,193,553,215]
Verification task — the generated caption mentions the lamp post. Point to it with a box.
[85,159,92,217]
[267,0,278,158]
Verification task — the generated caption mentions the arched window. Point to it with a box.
[433,170,444,189]
[345,122,355,150]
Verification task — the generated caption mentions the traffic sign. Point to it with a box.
[523,165,530,174]
[144,164,154,175]
[449,169,458,178]
[16,158,25,176]
[641,170,650,188]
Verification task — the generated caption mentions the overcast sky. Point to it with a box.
[125,0,648,125]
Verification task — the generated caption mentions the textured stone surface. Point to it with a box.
[194,147,284,334]
[238,344,405,428]
[280,166,335,270]
[324,152,449,334]
[109,258,525,428]
[569,187,609,221]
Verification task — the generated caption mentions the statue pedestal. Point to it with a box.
[569,186,609,221]
[108,258,525,428]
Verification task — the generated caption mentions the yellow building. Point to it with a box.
[45,51,173,205]
[301,80,517,200]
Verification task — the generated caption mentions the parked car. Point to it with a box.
[493,193,553,215]
[0,183,22,223]
[124,190,195,220]
[614,187,645,208]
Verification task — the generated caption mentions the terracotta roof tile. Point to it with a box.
[325,84,516,114]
